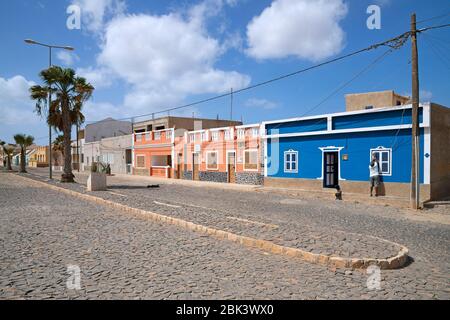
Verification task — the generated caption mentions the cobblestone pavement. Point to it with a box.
[1,171,449,299]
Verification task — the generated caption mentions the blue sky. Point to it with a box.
[0,0,449,145]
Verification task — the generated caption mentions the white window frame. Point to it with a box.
[237,129,245,140]
[224,130,232,141]
[166,130,173,140]
[211,131,219,142]
[206,151,219,171]
[252,127,259,138]
[136,134,142,142]
[136,155,146,168]
[370,147,392,176]
[201,132,208,142]
[244,149,258,172]
[189,133,196,143]
[284,150,298,174]
[154,131,161,140]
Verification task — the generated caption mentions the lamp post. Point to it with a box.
[24,39,75,180]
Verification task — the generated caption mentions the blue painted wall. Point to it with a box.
[267,129,424,184]
[265,108,425,136]
[266,118,328,135]
[332,108,423,130]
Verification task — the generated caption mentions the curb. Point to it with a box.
[14,173,410,270]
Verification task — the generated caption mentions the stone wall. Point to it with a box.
[199,171,228,183]
[133,168,149,176]
[183,171,193,180]
[236,172,264,185]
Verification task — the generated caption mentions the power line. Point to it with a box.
[417,12,450,24]
[418,23,450,33]
[83,22,450,126]
[85,31,412,125]
[300,49,394,118]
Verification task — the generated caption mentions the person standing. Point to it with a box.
[369,153,381,197]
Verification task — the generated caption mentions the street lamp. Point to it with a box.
[24,39,75,180]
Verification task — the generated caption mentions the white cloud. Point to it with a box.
[56,51,79,66]
[94,11,250,111]
[76,66,114,89]
[244,98,279,110]
[246,0,348,61]
[0,75,44,140]
[71,0,126,33]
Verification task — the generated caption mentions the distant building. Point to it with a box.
[181,124,264,185]
[99,135,133,175]
[345,90,410,112]
[133,116,242,178]
[29,146,50,168]
[132,116,241,133]
[84,118,132,143]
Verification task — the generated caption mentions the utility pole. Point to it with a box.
[410,13,420,210]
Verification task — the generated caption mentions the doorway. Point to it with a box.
[323,151,339,188]
[227,151,236,183]
[192,153,200,181]
[176,153,183,179]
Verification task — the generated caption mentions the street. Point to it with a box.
[0,170,449,299]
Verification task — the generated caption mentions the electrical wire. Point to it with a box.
[84,31,412,125]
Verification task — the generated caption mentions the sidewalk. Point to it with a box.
[26,168,449,223]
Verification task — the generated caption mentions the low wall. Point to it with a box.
[133,168,150,176]
[265,177,431,200]
[199,171,228,183]
[183,171,193,180]
[236,172,264,185]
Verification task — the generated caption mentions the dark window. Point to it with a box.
[365,105,374,110]
[155,125,165,130]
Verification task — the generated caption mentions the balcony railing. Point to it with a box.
[134,129,174,144]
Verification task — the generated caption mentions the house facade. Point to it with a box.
[28,146,49,168]
[182,124,264,185]
[99,135,133,175]
[132,116,242,179]
[263,103,450,201]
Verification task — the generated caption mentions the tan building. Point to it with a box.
[346,90,411,112]
[133,116,242,134]
[29,146,50,168]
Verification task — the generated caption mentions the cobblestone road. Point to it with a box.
[1,172,449,299]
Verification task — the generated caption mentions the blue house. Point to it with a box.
[263,102,450,201]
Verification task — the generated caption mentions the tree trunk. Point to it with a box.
[7,154,12,171]
[61,99,74,183]
[20,146,26,173]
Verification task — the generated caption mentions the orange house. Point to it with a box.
[182,124,264,185]
[133,128,177,178]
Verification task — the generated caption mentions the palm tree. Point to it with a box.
[52,134,65,166]
[1,143,15,171]
[14,134,35,173]
[30,66,94,182]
